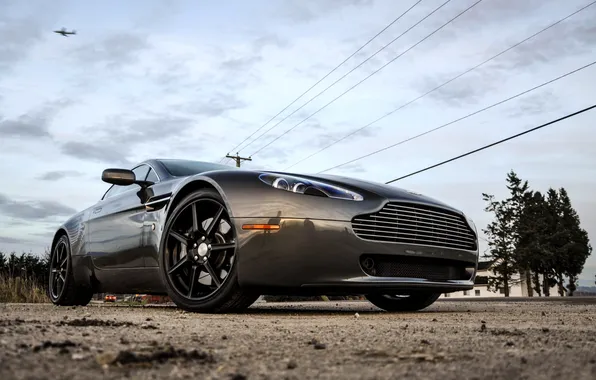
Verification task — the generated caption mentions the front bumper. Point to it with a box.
[234,217,478,294]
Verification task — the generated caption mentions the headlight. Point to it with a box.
[259,173,364,201]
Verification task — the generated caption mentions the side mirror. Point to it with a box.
[102,168,136,186]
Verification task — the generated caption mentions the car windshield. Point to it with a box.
[159,159,235,177]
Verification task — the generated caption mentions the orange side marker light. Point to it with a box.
[242,224,280,230]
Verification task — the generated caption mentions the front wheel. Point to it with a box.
[159,189,259,313]
[366,292,440,312]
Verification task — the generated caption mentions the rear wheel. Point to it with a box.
[366,292,440,312]
[48,235,93,306]
[159,189,259,313]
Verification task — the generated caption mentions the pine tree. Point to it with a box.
[557,188,592,296]
[543,188,566,296]
[482,193,516,296]
[517,191,550,296]
[504,171,532,295]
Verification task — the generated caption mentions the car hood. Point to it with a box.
[266,171,464,215]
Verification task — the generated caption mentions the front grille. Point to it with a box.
[352,202,477,250]
[360,254,471,281]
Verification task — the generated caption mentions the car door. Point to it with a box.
[87,164,151,269]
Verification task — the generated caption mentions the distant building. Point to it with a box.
[441,260,564,298]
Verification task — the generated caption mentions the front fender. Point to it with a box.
[51,209,90,257]
[168,170,387,221]
[165,172,238,218]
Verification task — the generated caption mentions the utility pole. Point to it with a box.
[225,152,252,167]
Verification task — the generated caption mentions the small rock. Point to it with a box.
[432,318,438,322]
[314,342,327,350]
[421,339,431,345]
[480,324,487,332]
[222,335,228,340]
[72,353,87,360]
[287,359,298,369]
[354,312,360,319]
[521,357,528,364]
[541,311,546,317]
[96,352,118,366]
[505,341,514,347]
[542,327,550,333]
[120,337,129,345]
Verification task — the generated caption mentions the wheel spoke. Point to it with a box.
[210,242,235,252]
[50,272,57,290]
[191,203,199,232]
[169,230,188,246]
[59,273,66,284]
[54,245,61,266]
[168,255,188,275]
[59,244,66,262]
[188,266,198,297]
[205,206,223,237]
[203,260,221,287]
[59,257,67,269]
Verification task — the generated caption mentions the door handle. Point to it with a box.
[93,207,102,214]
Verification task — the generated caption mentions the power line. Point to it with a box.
[237,0,452,157]
[283,0,596,171]
[247,0,485,158]
[317,60,596,174]
[383,104,596,184]
[218,0,425,163]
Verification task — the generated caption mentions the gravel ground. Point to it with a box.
[1,299,595,380]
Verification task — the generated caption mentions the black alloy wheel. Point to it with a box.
[48,235,93,306]
[160,189,259,313]
[49,236,69,302]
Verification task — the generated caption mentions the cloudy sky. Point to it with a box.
[1,0,595,285]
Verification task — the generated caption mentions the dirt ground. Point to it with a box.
[1,298,595,380]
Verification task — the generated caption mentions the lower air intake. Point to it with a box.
[360,254,472,282]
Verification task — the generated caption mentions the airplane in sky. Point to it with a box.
[53,27,76,37]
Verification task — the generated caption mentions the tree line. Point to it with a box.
[482,170,592,297]
[0,251,50,288]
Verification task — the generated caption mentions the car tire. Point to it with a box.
[48,234,93,306]
[365,292,440,312]
[159,189,259,313]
